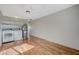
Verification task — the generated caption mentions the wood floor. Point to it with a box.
[0,36,79,55]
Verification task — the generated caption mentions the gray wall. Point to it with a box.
[31,5,79,50]
[0,11,3,46]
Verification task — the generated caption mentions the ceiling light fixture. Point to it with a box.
[26,5,32,23]
[26,10,32,23]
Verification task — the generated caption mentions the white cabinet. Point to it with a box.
[14,30,22,41]
[2,30,14,42]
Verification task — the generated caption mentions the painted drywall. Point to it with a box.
[0,24,2,46]
[0,11,3,46]
[0,4,74,20]
[0,10,27,25]
[31,5,79,50]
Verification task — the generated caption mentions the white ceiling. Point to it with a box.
[0,4,75,20]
